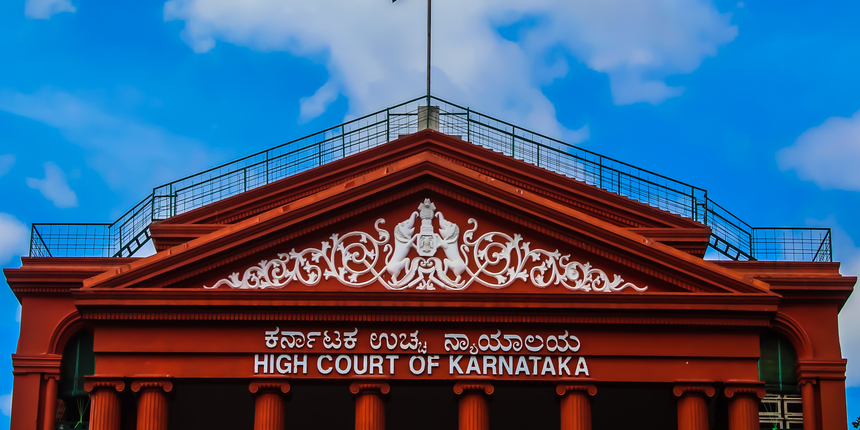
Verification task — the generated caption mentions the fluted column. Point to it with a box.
[131,379,173,430]
[42,374,60,430]
[453,382,493,430]
[557,382,597,430]
[84,378,125,430]
[724,381,765,430]
[351,381,390,430]
[799,378,817,430]
[249,380,291,430]
[673,382,714,430]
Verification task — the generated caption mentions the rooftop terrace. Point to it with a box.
[28,96,832,262]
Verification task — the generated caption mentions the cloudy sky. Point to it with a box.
[1,0,860,425]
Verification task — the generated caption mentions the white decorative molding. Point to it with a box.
[204,199,648,292]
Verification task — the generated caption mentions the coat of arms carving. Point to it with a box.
[205,199,647,292]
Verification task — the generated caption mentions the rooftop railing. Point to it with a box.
[29,96,832,263]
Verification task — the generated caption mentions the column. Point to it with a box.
[798,378,817,430]
[556,382,597,430]
[249,380,291,430]
[84,378,125,430]
[673,382,714,430]
[350,381,390,430]
[453,382,493,430]
[724,381,765,430]
[42,374,60,430]
[131,379,173,430]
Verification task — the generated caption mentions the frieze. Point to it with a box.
[204,199,647,292]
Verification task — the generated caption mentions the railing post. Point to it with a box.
[386,110,391,142]
[466,108,471,143]
[243,167,248,192]
[170,184,176,218]
[266,151,270,184]
[511,126,516,158]
[599,158,604,190]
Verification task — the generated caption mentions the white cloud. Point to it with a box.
[0,392,10,416]
[300,80,339,123]
[778,109,860,192]
[24,0,76,19]
[0,89,217,197]
[0,213,29,266]
[26,162,78,208]
[163,0,735,138]
[0,154,13,177]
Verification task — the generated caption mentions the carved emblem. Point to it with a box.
[204,199,647,292]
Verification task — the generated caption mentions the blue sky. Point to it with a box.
[1,0,860,426]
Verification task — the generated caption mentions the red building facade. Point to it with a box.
[5,129,855,429]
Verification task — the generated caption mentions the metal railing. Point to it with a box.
[29,96,832,262]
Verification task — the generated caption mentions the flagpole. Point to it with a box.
[426,0,431,124]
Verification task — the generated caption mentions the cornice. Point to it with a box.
[4,257,137,300]
[11,353,62,375]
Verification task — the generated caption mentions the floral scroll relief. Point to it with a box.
[204,198,648,292]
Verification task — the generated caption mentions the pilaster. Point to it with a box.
[724,381,765,430]
[131,378,173,430]
[249,380,291,430]
[556,382,597,430]
[84,377,125,430]
[453,382,493,430]
[673,382,714,430]
[350,381,390,430]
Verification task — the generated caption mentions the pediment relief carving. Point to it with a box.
[204,199,648,293]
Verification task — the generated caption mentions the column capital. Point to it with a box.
[84,376,125,393]
[43,373,60,381]
[556,381,597,397]
[131,377,173,393]
[453,381,493,396]
[795,359,847,381]
[249,379,291,394]
[350,381,390,395]
[798,377,818,387]
[673,381,715,398]
[723,380,765,399]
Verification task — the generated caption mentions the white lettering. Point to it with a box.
[307,332,320,349]
[385,355,399,374]
[466,356,480,375]
[294,354,307,374]
[265,328,279,349]
[575,357,589,376]
[254,354,268,374]
[276,354,290,374]
[409,356,426,375]
[335,355,351,375]
[529,356,540,375]
[427,355,439,375]
[353,355,368,375]
[558,356,572,376]
[499,356,513,376]
[482,355,497,375]
[515,356,529,375]
[450,355,464,375]
[370,355,384,375]
[318,355,333,375]
[568,335,581,353]
[541,357,556,376]
[344,328,359,350]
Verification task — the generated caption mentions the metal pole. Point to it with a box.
[426,0,431,129]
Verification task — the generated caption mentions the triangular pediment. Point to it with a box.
[82,132,774,301]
